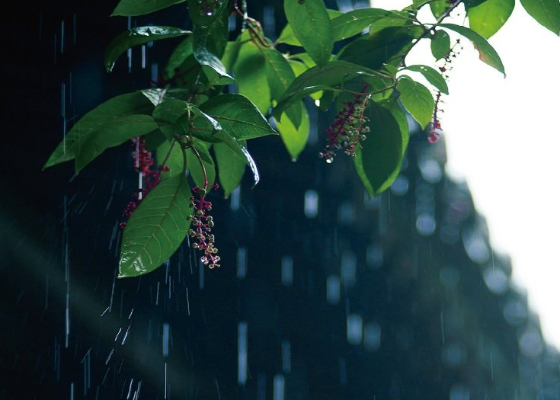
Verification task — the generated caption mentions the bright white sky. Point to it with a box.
[371,0,560,349]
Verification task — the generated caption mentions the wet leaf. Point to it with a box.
[277,9,341,46]
[430,30,451,60]
[430,0,452,18]
[284,0,334,67]
[337,26,421,70]
[119,173,192,278]
[354,100,405,197]
[273,102,310,161]
[75,115,159,172]
[402,65,449,94]
[193,46,234,85]
[332,9,407,41]
[105,26,190,72]
[466,0,515,39]
[259,46,301,128]
[199,94,277,140]
[519,0,560,35]
[112,0,186,16]
[43,92,155,170]
[272,60,385,120]
[440,23,505,76]
[396,76,434,129]
[233,41,271,115]
[187,0,228,27]
[213,141,246,198]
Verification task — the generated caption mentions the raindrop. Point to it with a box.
[273,375,285,400]
[151,63,158,82]
[416,213,436,236]
[304,190,319,218]
[237,322,248,385]
[419,158,442,183]
[347,314,363,345]
[281,340,291,373]
[462,229,490,264]
[141,45,146,69]
[518,330,543,357]
[162,323,170,357]
[390,175,409,196]
[281,256,293,286]
[326,275,340,305]
[237,247,247,279]
[230,186,241,211]
[482,267,508,295]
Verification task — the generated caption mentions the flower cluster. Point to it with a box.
[189,183,221,269]
[319,88,370,163]
[119,137,169,229]
[428,39,463,144]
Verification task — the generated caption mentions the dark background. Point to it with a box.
[2,1,559,399]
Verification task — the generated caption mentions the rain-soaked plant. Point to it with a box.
[42,0,560,278]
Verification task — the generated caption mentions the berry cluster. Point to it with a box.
[189,183,221,268]
[319,88,370,163]
[428,38,463,144]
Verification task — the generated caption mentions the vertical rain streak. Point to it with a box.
[238,322,248,385]
[273,374,285,400]
[63,195,70,348]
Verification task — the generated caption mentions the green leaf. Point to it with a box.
[186,142,216,188]
[402,65,449,94]
[273,102,310,161]
[174,106,222,143]
[259,46,302,128]
[119,173,192,278]
[337,26,421,70]
[519,0,560,34]
[156,139,184,178]
[430,0,452,18]
[277,9,342,46]
[332,9,407,41]
[193,46,234,85]
[111,0,186,16]
[430,30,451,60]
[466,0,515,39]
[199,94,278,140]
[233,41,271,115]
[187,0,228,27]
[440,23,506,76]
[272,60,386,120]
[354,100,405,197]
[284,0,334,67]
[75,115,159,172]
[213,141,246,198]
[396,76,434,129]
[43,92,155,170]
[193,8,229,59]
[105,26,190,72]
[165,36,194,79]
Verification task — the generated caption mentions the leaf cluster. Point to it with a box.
[43,0,560,277]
